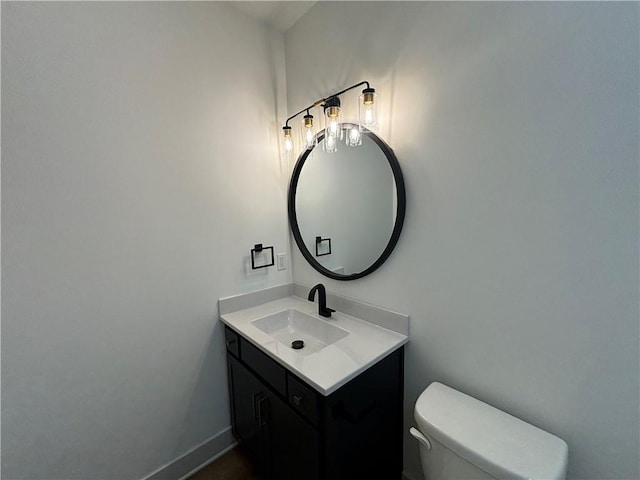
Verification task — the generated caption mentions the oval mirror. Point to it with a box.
[288,123,406,280]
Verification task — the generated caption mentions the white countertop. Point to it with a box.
[220,295,408,395]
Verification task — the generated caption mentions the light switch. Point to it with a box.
[276,253,287,271]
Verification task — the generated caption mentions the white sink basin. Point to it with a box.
[251,308,349,355]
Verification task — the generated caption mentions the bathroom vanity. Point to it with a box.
[220,288,408,480]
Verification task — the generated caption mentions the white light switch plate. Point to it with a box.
[276,253,287,271]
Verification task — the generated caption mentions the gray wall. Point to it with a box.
[2,3,290,479]
[285,3,639,479]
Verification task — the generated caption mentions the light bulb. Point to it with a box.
[282,126,293,157]
[322,131,338,153]
[301,113,316,149]
[329,119,339,135]
[365,109,373,125]
[358,88,378,131]
[323,96,342,153]
[305,129,314,144]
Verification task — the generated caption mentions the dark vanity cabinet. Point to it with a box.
[225,326,404,480]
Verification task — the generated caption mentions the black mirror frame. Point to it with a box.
[287,124,406,281]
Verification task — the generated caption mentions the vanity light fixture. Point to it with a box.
[359,87,378,131]
[301,110,317,149]
[281,80,377,156]
[323,96,342,153]
[282,125,294,158]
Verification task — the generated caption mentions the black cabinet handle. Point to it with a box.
[254,393,268,426]
[293,395,302,407]
[226,339,236,348]
[253,393,262,420]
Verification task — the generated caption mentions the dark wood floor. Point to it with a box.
[188,447,259,480]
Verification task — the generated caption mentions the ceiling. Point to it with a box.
[229,1,317,32]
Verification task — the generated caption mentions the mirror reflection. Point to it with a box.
[288,125,405,280]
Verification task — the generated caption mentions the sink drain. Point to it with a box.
[291,340,304,350]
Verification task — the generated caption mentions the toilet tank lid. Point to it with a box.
[414,382,568,480]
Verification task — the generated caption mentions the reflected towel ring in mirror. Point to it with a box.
[315,236,332,257]
[288,124,406,280]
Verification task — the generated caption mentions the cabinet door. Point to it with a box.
[267,388,320,480]
[228,354,320,480]
[227,355,270,476]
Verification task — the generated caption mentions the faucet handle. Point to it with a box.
[319,307,335,318]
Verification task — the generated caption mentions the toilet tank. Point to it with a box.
[413,382,568,480]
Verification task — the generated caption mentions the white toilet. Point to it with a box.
[410,382,568,480]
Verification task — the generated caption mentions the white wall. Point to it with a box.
[1,3,290,479]
[285,3,639,479]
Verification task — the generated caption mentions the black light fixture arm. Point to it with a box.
[283,80,371,127]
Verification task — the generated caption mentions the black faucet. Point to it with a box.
[308,284,335,318]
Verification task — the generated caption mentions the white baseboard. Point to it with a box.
[143,427,236,480]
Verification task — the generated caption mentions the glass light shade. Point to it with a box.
[282,126,294,158]
[324,130,338,153]
[345,124,362,147]
[301,114,316,149]
[323,102,342,153]
[358,88,378,131]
